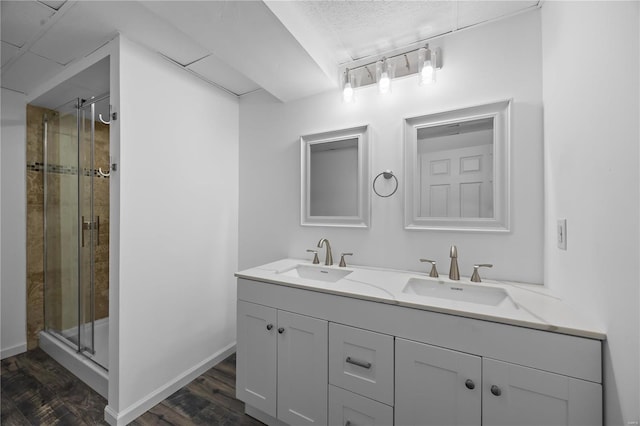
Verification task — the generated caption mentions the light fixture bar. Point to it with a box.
[341,45,442,90]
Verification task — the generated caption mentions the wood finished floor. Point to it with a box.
[1,348,265,425]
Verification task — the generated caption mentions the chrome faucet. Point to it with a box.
[317,238,333,266]
[449,245,460,280]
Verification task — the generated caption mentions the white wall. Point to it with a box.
[0,88,27,359]
[239,10,544,284]
[107,37,239,423]
[542,2,639,424]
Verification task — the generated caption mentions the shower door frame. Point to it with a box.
[42,94,109,368]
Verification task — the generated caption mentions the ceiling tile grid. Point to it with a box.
[1,41,20,67]
[186,54,260,96]
[1,0,55,48]
[1,50,64,94]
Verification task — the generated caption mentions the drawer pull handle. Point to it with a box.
[346,356,371,369]
[465,379,475,390]
[266,324,273,331]
[490,385,502,396]
[278,327,285,334]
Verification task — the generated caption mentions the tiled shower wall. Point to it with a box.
[25,104,110,349]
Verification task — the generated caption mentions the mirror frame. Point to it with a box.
[300,125,370,228]
[404,100,511,232]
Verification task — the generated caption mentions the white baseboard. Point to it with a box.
[104,342,236,426]
[1,342,27,360]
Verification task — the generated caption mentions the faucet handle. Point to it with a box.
[470,264,493,282]
[450,245,458,258]
[419,259,439,278]
[306,249,320,264]
[339,253,353,267]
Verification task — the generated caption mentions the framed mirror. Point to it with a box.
[404,100,511,232]
[301,125,370,227]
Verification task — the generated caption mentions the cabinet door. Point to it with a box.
[483,358,602,426]
[277,310,328,426]
[236,301,278,418]
[395,338,481,426]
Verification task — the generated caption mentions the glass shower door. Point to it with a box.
[43,98,95,358]
[43,100,80,345]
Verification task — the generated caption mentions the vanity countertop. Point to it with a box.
[235,258,606,341]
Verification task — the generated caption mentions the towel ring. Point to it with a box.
[373,170,398,198]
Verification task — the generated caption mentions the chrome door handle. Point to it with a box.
[346,356,371,369]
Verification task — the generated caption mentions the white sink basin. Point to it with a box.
[278,264,353,283]
[402,277,508,306]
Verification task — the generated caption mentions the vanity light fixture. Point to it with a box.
[342,68,355,103]
[338,43,442,102]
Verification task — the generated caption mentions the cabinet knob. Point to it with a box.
[465,379,475,390]
[490,385,502,396]
[266,324,273,331]
[278,327,285,334]
[345,422,351,426]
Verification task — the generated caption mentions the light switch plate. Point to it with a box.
[557,219,567,250]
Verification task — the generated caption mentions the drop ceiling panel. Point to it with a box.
[456,1,539,29]
[187,55,260,95]
[0,51,64,93]
[1,1,55,48]
[29,1,210,67]
[139,1,335,102]
[28,2,117,65]
[92,2,210,66]
[1,41,20,67]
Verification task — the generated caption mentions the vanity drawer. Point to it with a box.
[329,323,394,405]
[329,385,393,426]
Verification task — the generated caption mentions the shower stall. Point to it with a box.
[38,94,111,398]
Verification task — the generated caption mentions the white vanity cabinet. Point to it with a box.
[236,300,328,426]
[395,338,602,426]
[236,277,603,426]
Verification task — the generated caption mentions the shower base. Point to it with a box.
[39,319,109,398]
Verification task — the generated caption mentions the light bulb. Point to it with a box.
[376,57,393,94]
[378,72,390,94]
[342,69,355,103]
[342,82,354,103]
[420,60,434,85]
[418,45,436,86]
